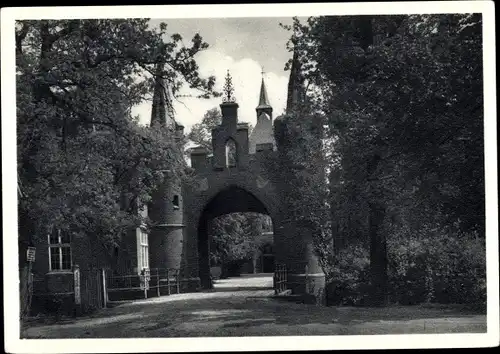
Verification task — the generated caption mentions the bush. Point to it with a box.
[323,226,486,307]
[387,225,486,306]
[325,243,371,306]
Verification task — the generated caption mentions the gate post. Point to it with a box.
[156,268,160,297]
[166,269,170,295]
[101,268,107,308]
[73,265,81,316]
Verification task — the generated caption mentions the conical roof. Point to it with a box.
[150,60,176,128]
[256,78,272,109]
[286,50,306,114]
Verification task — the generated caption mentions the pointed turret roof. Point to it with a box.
[150,60,175,128]
[286,50,306,114]
[250,73,275,154]
[257,77,272,110]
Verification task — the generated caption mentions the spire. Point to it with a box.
[220,70,239,127]
[150,60,175,127]
[223,70,236,103]
[256,67,273,119]
[286,50,306,114]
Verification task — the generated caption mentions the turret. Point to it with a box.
[256,73,273,119]
[148,58,185,272]
[249,73,276,154]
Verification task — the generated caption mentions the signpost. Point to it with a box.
[140,268,150,299]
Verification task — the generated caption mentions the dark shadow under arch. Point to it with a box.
[197,185,271,289]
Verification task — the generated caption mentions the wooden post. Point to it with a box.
[305,264,309,294]
[176,270,180,294]
[101,268,107,308]
[166,269,170,295]
[156,269,160,297]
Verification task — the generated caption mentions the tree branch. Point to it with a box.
[15,22,30,56]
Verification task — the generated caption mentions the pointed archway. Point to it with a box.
[197,186,271,288]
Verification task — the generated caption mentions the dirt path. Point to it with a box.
[22,275,486,338]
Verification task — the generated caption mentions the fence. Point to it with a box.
[79,269,105,313]
[274,263,287,295]
[106,268,181,300]
[19,267,33,320]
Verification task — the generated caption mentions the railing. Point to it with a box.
[274,263,287,295]
[106,268,181,300]
[79,269,105,313]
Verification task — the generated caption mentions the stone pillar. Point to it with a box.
[282,220,325,304]
[197,213,211,289]
[180,199,202,292]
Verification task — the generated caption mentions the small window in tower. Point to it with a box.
[172,195,180,210]
[225,139,237,168]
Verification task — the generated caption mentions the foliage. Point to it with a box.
[324,243,371,306]
[16,19,218,253]
[386,225,486,306]
[209,212,264,266]
[283,14,485,305]
[324,226,486,307]
[187,107,222,153]
[272,103,332,264]
[287,14,484,238]
[325,228,486,309]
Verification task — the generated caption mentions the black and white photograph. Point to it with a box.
[2,2,498,352]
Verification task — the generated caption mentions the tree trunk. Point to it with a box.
[369,201,388,306]
[366,152,388,306]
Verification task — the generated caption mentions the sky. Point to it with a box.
[132,17,303,132]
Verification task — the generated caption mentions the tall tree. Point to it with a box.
[16,19,219,256]
[284,14,484,305]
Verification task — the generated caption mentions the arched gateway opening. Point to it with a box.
[197,186,274,289]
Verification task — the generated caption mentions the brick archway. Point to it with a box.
[174,100,325,300]
[195,185,274,288]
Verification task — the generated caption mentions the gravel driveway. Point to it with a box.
[22,274,486,338]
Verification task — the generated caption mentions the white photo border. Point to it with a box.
[2,1,498,352]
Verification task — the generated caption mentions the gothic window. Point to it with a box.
[137,228,149,272]
[172,195,180,210]
[225,138,237,168]
[48,229,72,271]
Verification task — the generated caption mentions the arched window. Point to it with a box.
[225,138,237,168]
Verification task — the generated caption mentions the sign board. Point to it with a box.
[27,247,36,262]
